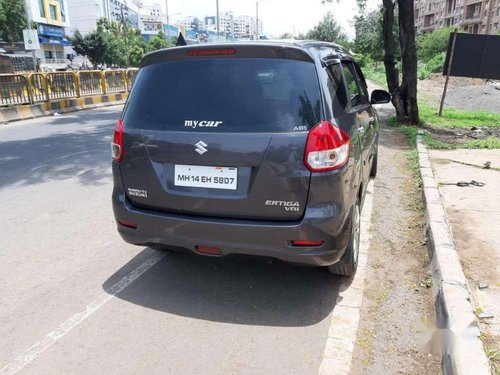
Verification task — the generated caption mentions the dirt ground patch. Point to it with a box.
[419,75,500,113]
[424,125,500,144]
[350,124,440,374]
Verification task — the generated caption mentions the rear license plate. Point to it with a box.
[174,165,237,190]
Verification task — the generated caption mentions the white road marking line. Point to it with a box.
[0,252,166,375]
[319,179,374,375]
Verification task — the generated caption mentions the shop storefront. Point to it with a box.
[37,23,71,68]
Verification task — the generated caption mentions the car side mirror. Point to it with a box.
[370,89,391,104]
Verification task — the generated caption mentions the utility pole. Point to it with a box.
[216,0,220,40]
[23,0,38,71]
[255,0,267,40]
[255,1,259,40]
[165,0,170,40]
[120,6,130,67]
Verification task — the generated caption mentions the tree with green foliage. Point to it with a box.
[0,0,27,42]
[417,27,453,61]
[70,30,110,69]
[278,32,294,39]
[326,0,419,125]
[70,18,146,68]
[353,13,384,62]
[146,31,168,53]
[306,12,348,45]
[353,7,400,64]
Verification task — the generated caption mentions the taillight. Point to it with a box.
[304,121,350,172]
[112,119,124,161]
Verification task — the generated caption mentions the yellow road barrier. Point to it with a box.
[0,68,138,107]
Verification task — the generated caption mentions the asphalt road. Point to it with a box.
[0,107,342,374]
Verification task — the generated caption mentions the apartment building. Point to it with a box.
[25,0,71,69]
[137,3,163,37]
[415,0,500,34]
[216,11,263,38]
[67,0,139,35]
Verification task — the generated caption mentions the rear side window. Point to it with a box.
[342,63,368,108]
[123,58,322,133]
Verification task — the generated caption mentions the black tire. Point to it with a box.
[328,200,361,277]
[370,150,378,178]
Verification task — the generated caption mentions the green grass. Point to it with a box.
[362,64,387,88]
[398,126,423,195]
[419,102,500,129]
[399,125,418,147]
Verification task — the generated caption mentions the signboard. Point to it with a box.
[23,29,40,50]
[38,24,65,38]
[443,33,500,80]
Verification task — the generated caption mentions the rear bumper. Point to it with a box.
[112,187,352,267]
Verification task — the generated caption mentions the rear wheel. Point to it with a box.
[328,200,361,276]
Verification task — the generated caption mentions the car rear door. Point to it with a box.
[341,61,374,186]
[118,48,323,221]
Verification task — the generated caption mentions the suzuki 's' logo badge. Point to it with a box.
[195,141,208,155]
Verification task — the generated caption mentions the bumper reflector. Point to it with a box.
[196,246,222,255]
[291,240,324,247]
[118,219,138,229]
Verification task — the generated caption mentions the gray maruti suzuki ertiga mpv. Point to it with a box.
[112,41,391,276]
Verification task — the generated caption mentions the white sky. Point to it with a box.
[145,0,381,39]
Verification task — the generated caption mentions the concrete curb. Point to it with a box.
[0,93,127,124]
[318,179,374,375]
[417,135,490,375]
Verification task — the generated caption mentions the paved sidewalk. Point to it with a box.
[429,149,500,360]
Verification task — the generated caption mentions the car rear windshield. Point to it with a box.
[123,58,322,133]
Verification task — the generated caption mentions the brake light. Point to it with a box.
[304,121,350,172]
[112,119,124,161]
[291,240,324,247]
[187,48,236,57]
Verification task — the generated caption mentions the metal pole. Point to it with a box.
[23,0,37,71]
[165,0,170,40]
[120,6,129,67]
[438,29,458,116]
[256,2,258,40]
[216,0,220,40]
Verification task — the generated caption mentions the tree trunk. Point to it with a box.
[381,0,420,125]
[397,0,419,124]
[381,0,399,93]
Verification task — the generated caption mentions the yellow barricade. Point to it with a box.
[77,71,104,97]
[0,74,32,106]
[0,68,137,107]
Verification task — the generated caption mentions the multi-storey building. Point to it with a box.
[25,0,71,69]
[415,0,500,34]
[67,0,139,36]
[137,3,163,38]
[216,11,263,38]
